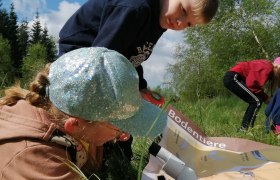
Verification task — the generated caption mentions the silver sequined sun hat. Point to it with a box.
[48,47,166,137]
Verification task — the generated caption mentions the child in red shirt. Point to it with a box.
[223,58,280,131]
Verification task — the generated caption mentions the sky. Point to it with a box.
[2,0,185,88]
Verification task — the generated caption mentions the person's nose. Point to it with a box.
[176,18,186,29]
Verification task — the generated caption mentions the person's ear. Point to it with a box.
[64,117,80,134]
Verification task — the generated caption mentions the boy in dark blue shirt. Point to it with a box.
[58,0,219,165]
[59,0,219,91]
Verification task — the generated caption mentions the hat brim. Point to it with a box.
[109,99,167,137]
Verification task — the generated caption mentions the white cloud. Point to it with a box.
[12,0,47,19]
[36,1,81,41]
[142,30,184,88]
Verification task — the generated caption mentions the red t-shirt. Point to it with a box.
[229,59,273,101]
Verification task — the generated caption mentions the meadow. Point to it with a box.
[2,85,279,179]
[95,95,280,179]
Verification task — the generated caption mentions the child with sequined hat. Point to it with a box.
[0,47,167,179]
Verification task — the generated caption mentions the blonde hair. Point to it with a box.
[0,64,67,121]
[0,64,50,107]
[192,0,219,24]
[0,64,98,173]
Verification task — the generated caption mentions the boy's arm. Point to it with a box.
[136,65,147,90]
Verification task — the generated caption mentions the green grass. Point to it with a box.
[94,96,280,179]
[172,96,280,145]
[93,137,152,180]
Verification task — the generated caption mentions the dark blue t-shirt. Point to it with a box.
[59,0,166,89]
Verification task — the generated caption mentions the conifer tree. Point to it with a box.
[0,3,9,38]
[41,26,57,62]
[8,3,21,77]
[0,36,13,87]
[30,11,42,44]
[18,20,29,61]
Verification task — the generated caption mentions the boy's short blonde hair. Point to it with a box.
[192,0,219,24]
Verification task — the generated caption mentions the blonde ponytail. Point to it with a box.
[0,64,51,109]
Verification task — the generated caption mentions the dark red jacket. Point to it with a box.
[230,59,273,101]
